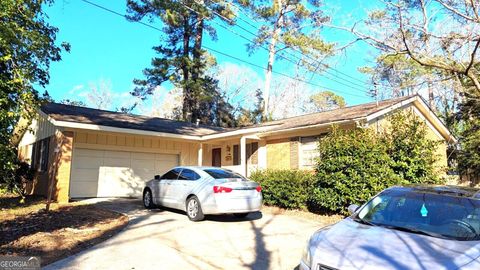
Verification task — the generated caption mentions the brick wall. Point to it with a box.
[289,137,299,169]
[51,131,73,203]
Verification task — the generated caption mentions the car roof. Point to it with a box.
[388,185,480,200]
[172,166,232,171]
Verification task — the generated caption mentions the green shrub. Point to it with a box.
[250,169,315,210]
[384,112,443,184]
[313,127,403,215]
[313,111,444,215]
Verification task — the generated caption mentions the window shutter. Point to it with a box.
[233,144,239,165]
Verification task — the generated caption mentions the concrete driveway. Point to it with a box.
[45,198,330,270]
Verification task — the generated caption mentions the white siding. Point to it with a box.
[18,115,56,146]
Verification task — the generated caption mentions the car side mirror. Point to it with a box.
[154,175,161,180]
[348,204,360,215]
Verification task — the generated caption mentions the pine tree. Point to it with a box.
[126,0,235,124]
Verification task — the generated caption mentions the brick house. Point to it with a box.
[16,95,455,202]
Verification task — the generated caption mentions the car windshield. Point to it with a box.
[203,169,246,180]
[355,188,480,241]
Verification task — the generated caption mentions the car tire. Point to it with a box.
[233,213,249,218]
[186,196,204,221]
[143,189,154,209]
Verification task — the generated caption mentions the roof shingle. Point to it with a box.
[41,103,231,136]
[253,95,415,132]
[41,95,416,137]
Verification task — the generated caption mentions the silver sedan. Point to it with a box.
[300,185,480,270]
[142,166,263,221]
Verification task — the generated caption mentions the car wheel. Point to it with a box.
[233,213,249,218]
[143,189,154,209]
[186,196,204,221]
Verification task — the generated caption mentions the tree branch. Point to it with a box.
[435,0,478,22]
[469,0,480,21]
[465,38,480,75]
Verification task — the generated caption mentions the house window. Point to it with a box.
[233,144,239,165]
[300,136,320,168]
[233,142,258,166]
[31,138,49,172]
[247,142,258,164]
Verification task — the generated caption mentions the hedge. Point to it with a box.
[250,112,444,215]
[250,169,315,210]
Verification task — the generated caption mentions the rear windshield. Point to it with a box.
[204,169,245,180]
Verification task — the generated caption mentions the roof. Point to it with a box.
[389,185,480,200]
[41,103,231,136]
[39,95,453,142]
[252,95,414,132]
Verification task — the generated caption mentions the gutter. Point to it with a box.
[52,120,203,141]
[257,118,365,137]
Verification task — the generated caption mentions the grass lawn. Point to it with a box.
[0,195,128,266]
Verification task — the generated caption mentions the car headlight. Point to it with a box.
[301,239,312,269]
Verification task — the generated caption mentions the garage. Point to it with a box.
[70,148,179,198]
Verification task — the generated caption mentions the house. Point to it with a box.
[16,95,455,203]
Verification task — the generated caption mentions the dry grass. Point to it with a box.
[0,195,128,266]
[261,205,344,225]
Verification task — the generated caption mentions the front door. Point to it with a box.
[212,148,221,167]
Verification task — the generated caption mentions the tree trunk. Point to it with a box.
[182,17,191,122]
[428,82,434,108]
[262,0,284,120]
[191,17,204,123]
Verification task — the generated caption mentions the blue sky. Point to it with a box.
[43,0,379,113]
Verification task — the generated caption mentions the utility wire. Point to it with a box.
[217,0,376,88]
[223,0,433,93]
[202,46,366,98]
[80,0,164,32]
[181,2,370,93]
[79,0,367,98]
[194,7,368,93]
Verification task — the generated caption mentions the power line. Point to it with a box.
[180,2,370,93]
[80,0,163,32]
[216,1,376,88]
[195,7,367,92]
[81,0,369,94]
[202,46,366,98]
[79,0,367,98]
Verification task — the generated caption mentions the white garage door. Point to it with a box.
[70,148,179,198]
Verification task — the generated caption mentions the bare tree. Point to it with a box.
[85,79,113,110]
[138,87,183,120]
[330,0,480,96]
[211,63,262,116]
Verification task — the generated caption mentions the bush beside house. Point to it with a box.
[252,112,445,215]
[312,126,403,214]
[250,169,315,210]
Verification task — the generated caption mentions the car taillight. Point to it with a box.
[256,186,262,192]
[213,186,233,193]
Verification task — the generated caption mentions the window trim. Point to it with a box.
[299,136,321,168]
[31,138,49,172]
